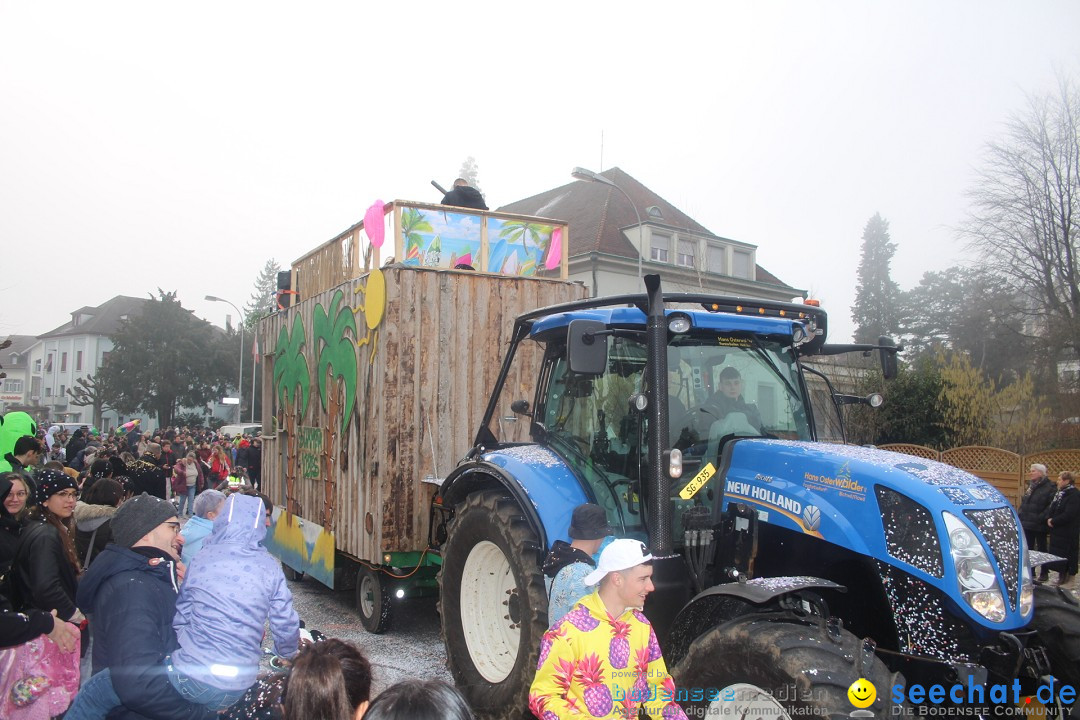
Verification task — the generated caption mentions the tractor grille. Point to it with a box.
[876,486,944,578]
[877,561,975,661]
[964,507,1020,611]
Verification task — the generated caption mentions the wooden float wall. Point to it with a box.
[259,265,586,562]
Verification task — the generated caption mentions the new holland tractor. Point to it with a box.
[436,275,1080,719]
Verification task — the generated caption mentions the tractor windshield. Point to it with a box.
[537,331,811,538]
[669,335,812,472]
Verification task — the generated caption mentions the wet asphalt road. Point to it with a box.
[282,575,452,694]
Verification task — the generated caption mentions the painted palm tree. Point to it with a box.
[312,288,357,533]
[273,314,311,519]
[401,208,434,262]
[497,220,553,251]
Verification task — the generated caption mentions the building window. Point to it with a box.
[45,387,52,398]
[707,245,726,274]
[651,233,671,263]
[733,251,753,279]
[34,359,41,372]
[45,355,53,372]
[76,351,83,371]
[61,352,68,372]
[60,384,66,397]
[677,239,695,268]
[2,379,23,393]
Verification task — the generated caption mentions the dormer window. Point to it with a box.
[646,205,663,219]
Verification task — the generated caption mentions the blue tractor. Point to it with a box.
[436,275,1080,719]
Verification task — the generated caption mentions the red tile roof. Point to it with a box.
[498,167,794,290]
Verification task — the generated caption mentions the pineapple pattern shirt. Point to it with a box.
[529,590,688,719]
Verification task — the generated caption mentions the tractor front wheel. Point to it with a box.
[673,613,905,719]
[439,490,548,719]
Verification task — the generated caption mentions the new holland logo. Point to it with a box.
[802,504,821,532]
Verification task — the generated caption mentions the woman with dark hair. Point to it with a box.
[364,680,475,720]
[282,639,373,720]
[9,469,85,627]
[1045,470,1080,586]
[0,472,29,576]
[74,478,127,568]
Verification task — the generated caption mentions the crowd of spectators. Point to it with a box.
[1,419,475,719]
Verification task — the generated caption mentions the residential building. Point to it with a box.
[499,168,804,302]
[25,296,236,431]
[26,296,153,429]
[0,335,37,414]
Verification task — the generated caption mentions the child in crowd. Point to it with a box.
[66,493,300,718]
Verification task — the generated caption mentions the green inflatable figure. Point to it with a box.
[0,411,39,473]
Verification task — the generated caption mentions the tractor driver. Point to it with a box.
[672,366,762,451]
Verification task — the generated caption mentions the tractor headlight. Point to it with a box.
[668,314,692,334]
[1019,541,1034,617]
[1019,583,1034,617]
[969,590,1007,623]
[943,512,1006,623]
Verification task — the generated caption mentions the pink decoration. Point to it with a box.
[365,200,386,248]
[545,227,563,270]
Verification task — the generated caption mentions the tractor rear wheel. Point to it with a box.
[439,490,548,719]
[672,613,905,719]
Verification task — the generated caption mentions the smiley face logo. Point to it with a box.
[847,678,876,708]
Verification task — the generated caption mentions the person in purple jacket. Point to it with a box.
[65,493,299,718]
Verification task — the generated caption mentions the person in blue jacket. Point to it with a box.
[68,493,298,718]
[71,493,212,720]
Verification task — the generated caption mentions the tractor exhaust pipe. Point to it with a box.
[644,274,672,555]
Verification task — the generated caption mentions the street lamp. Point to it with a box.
[206,295,244,424]
[571,167,645,291]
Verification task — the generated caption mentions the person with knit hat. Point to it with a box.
[69,493,298,719]
[9,468,84,629]
[542,503,612,624]
[71,493,212,720]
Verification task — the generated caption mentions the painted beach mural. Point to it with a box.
[399,206,563,276]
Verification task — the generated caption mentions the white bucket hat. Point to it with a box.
[583,538,654,586]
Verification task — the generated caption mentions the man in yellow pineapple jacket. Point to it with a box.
[529,539,688,719]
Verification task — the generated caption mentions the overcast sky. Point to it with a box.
[2,1,1078,343]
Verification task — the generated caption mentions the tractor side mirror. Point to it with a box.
[878,336,898,380]
[568,320,608,376]
[510,399,532,417]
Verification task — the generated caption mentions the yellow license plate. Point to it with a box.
[679,462,716,500]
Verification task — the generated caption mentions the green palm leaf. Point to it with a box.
[313,289,358,434]
[273,314,310,417]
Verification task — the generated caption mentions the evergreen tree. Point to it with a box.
[245,258,282,329]
[458,156,481,194]
[98,290,235,426]
[851,213,901,343]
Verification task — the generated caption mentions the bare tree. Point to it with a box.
[962,75,1080,370]
[457,156,482,194]
[67,374,111,429]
